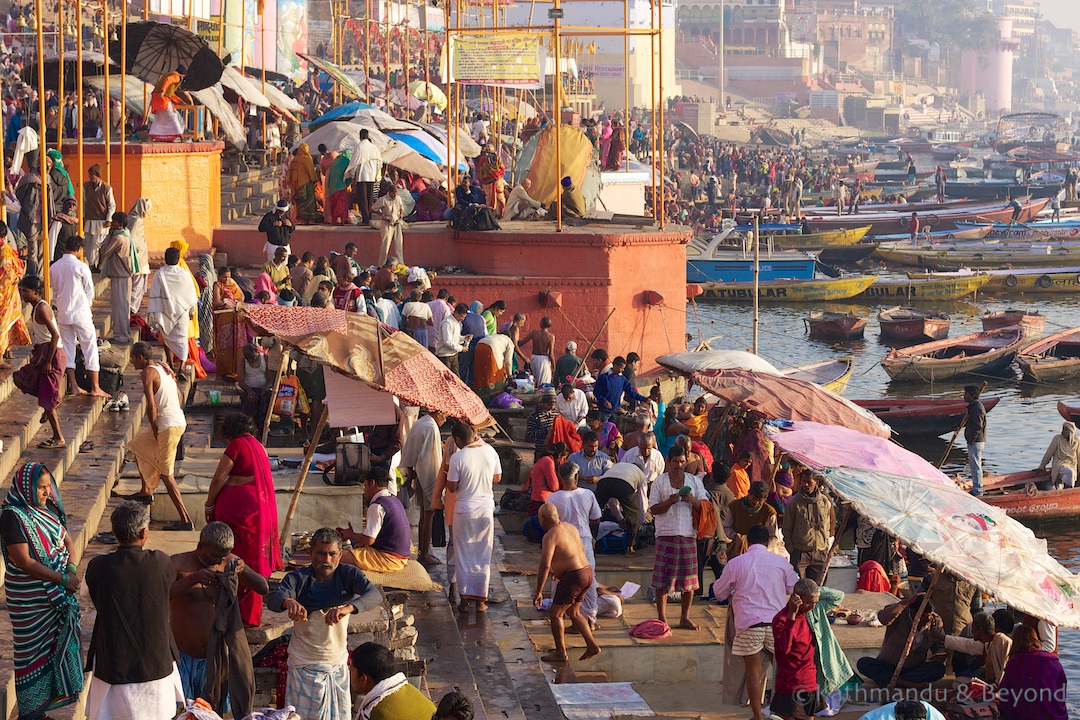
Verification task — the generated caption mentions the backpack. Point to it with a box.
[499,489,531,513]
[522,514,545,543]
[595,531,627,554]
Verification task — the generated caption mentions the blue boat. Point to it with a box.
[686,230,818,283]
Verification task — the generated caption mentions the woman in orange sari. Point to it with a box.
[287,144,320,224]
[148,66,188,142]
[0,233,30,369]
[212,267,245,378]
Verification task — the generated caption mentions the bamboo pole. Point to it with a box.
[572,307,616,380]
[75,0,82,229]
[119,2,126,210]
[887,571,940,690]
[102,2,110,186]
[623,0,629,171]
[365,0,372,100]
[553,0,562,231]
[56,0,63,151]
[650,0,656,219]
[818,505,853,587]
[35,0,49,294]
[261,351,290,445]
[752,214,759,354]
[280,403,330,550]
[657,0,664,230]
[384,0,390,103]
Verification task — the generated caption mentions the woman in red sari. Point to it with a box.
[205,412,282,626]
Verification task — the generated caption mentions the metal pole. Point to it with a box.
[650,1,656,220]
[718,0,724,109]
[553,0,561,231]
[622,0,629,172]
[384,0,390,105]
[103,2,110,186]
[35,0,49,295]
[260,8,266,148]
[365,0,371,100]
[656,0,664,230]
[752,213,759,355]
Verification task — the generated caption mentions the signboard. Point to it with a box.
[589,64,625,79]
[307,20,332,45]
[196,19,220,45]
[448,34,544,88]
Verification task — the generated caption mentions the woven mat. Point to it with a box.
[364,558,443,592]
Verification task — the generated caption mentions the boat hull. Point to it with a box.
[698,275,878,303]
[907,269,1080,294]
[686,257,817,284]
[982,487,1080,522]
[807,317,867,341]
[856,276,990,302]
[881,329,1025,383]
[853,397,1000,436]
[1058,401,1080,424]
[770,226,871,250]
[874,247,1080,271]
[806,199,1049,235]
[982,312,1046,335]
[780,357,854,394]
[1017,327,1080,381]
[819,244,880,264]
[879,317,950,342]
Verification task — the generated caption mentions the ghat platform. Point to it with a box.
[213,221,694,374]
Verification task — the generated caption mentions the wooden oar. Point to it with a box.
[887,572,941,690]
[937,381,987,468]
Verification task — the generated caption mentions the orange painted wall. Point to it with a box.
[213,223,692,374]
[59,141,223,255]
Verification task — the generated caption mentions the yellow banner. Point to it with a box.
[448,34,545,88]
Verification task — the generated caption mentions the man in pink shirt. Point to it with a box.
[713,525,799,720]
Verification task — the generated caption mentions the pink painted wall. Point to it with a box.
[212,223,691,374]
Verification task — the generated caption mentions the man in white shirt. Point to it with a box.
[400,409,446,566]
[621,432,666,527]
[595,462,648,554]
[339,468,410,574]
[447,421,502,613]
[49,235,111,397]
[371,185,405,267]
[436,302,471,377]
[351,129,382,225]
[555,382,588,427]
[547,462,602,625]
[427,290,453,351]
[713,524,799,720]
[402,289,434,346]
[503,179,545,221]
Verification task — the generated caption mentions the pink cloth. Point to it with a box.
[254,273,278,304]
[771,421,952,484]
[629,619,671,639]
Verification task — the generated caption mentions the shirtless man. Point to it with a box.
[520,315,556,387]
[402,289,435,347]
[170,522,269,716]
[504,312,530,370]
[533,503,601,663]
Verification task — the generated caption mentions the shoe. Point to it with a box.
[163,521,195,531]
[121,492,153,504]
[112,392,130,411]
[969,489,983,497]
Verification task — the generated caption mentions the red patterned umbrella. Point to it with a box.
[241,305,492,427]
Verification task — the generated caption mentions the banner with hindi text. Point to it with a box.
[448,34,544,89]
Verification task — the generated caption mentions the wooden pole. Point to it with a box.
[119,2,126,210]
[75,0,82,230]
[35,0,49,293]
[261,351,290,445]
[56,0,63,152]
[752,213,759,354]
[572,306,616,380]
[818,505,853,587]
[280,403,330,550]
[553,0,562,231]
[887,571,940,690]
[102,2,110,186]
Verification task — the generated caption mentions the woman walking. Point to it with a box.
[0,231,30,369]
[205,413,282,626]
[0,462,83,718]
[13,276,66,449]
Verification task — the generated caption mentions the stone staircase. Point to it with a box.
[221,164,285,223]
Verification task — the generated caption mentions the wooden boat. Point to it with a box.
[805,198,1050,236]
[819,243,880,265]
[1017,327,1080,381]
[905,268,1080,294]
[770,226,871,250]
[981,309,1046,336]
[1057,400,1080,424]
[780,356,854,394]
[686,230,817,283]
[930,144,970,160]
[877,307,951,342]
[855,275,989,302]
[881,327,1026,382]
[805,312,867,341]
[697,275,878,303]
[981,479,1080,522]
[852,397,1001,436]
[873,224,994,243]
[873,246,1080,271]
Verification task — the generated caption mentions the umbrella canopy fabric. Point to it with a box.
[691,369,891,438]
[416,122,482,158]
[111,21,224,91]
[309,101,376,128]
[258,81,305,115]
[220,66,270,107]
[308,103,414,132]
[658,350,780,376]
[824,467,1080,627]
[380,144,444,181]
[84,74,153,117]
[21,51,111,90]
[191,85,247,150]
[408,80,447,110]
[385,129,467,172]
[241,305,491,426]
[295,120,392,153]
[297,52,365,99]
[771,422,950,484]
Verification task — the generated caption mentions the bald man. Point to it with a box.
[533,503,601,664]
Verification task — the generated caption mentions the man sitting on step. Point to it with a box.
[339,468,411,573]
[350,642,436,720]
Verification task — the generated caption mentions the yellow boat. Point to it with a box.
[906,268,1080,294]
[779,356,854,394]
[854,274,990,301]
[771,226,872,250]
[698,275,879,302]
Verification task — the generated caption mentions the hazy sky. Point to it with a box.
[1039,0,1075,31]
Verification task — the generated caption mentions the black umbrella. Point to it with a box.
[21,51,112,91]
[108,21,224,91]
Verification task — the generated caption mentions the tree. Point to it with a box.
[895,0,1000,52]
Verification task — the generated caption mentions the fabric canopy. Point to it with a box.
[85,75,152,118]
[220,66,271,107]
[418,122,482,158]
[385,129,467,172]
[515,125,599,206]
[771,422,950,484]
[190,85,247,150]
[241,305,490,426]
[298,52,366,99]
[824,467,1080,627]
[258,81,305,114]
[692,369,891,438]
[658,350,780,376]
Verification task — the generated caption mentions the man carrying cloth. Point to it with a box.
[267,527,382,720]
[533,503,601,663]
[148,246,198,366]
[339,468,411,574]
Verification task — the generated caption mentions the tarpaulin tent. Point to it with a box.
[512,125,601,207]
[824,467,1080,627]
[658,349,780,376]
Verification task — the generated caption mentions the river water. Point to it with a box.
[690,289,1080,709]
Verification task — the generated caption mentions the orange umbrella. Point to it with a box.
[242,305,492,427]
[692,369,890,438]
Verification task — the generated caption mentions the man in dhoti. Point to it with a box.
[82,163,115,270]
[520,315,556,388]
[149,66,188,143]
[147,246,198,365]
[267,528,382,720]
[400,409,447,566]
[447,421,502,613]
[503,179,545,221]
[371,185,405,267]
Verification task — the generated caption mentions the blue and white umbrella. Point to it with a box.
[385,128,468,172]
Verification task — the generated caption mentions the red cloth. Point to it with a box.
[546,415,582,453]
[530,456,560,503]
[215,434,283,626]
[692,440,714,475]
[327,189,350,223]
[629,619,671,639]
[857,560,892,593]
[772,608,818,694]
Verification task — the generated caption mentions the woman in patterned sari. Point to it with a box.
[287,143,321,224]
[213,267,246,378]
[0,234,30,369]
[0,462,83,719]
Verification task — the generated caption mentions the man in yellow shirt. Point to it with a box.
[726,451,752,499]
[262,246,291,291]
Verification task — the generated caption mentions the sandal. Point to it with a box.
[79,440,95,452]
[94,532,117,545]
[37,438,66,449]
[163,521,195,531]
